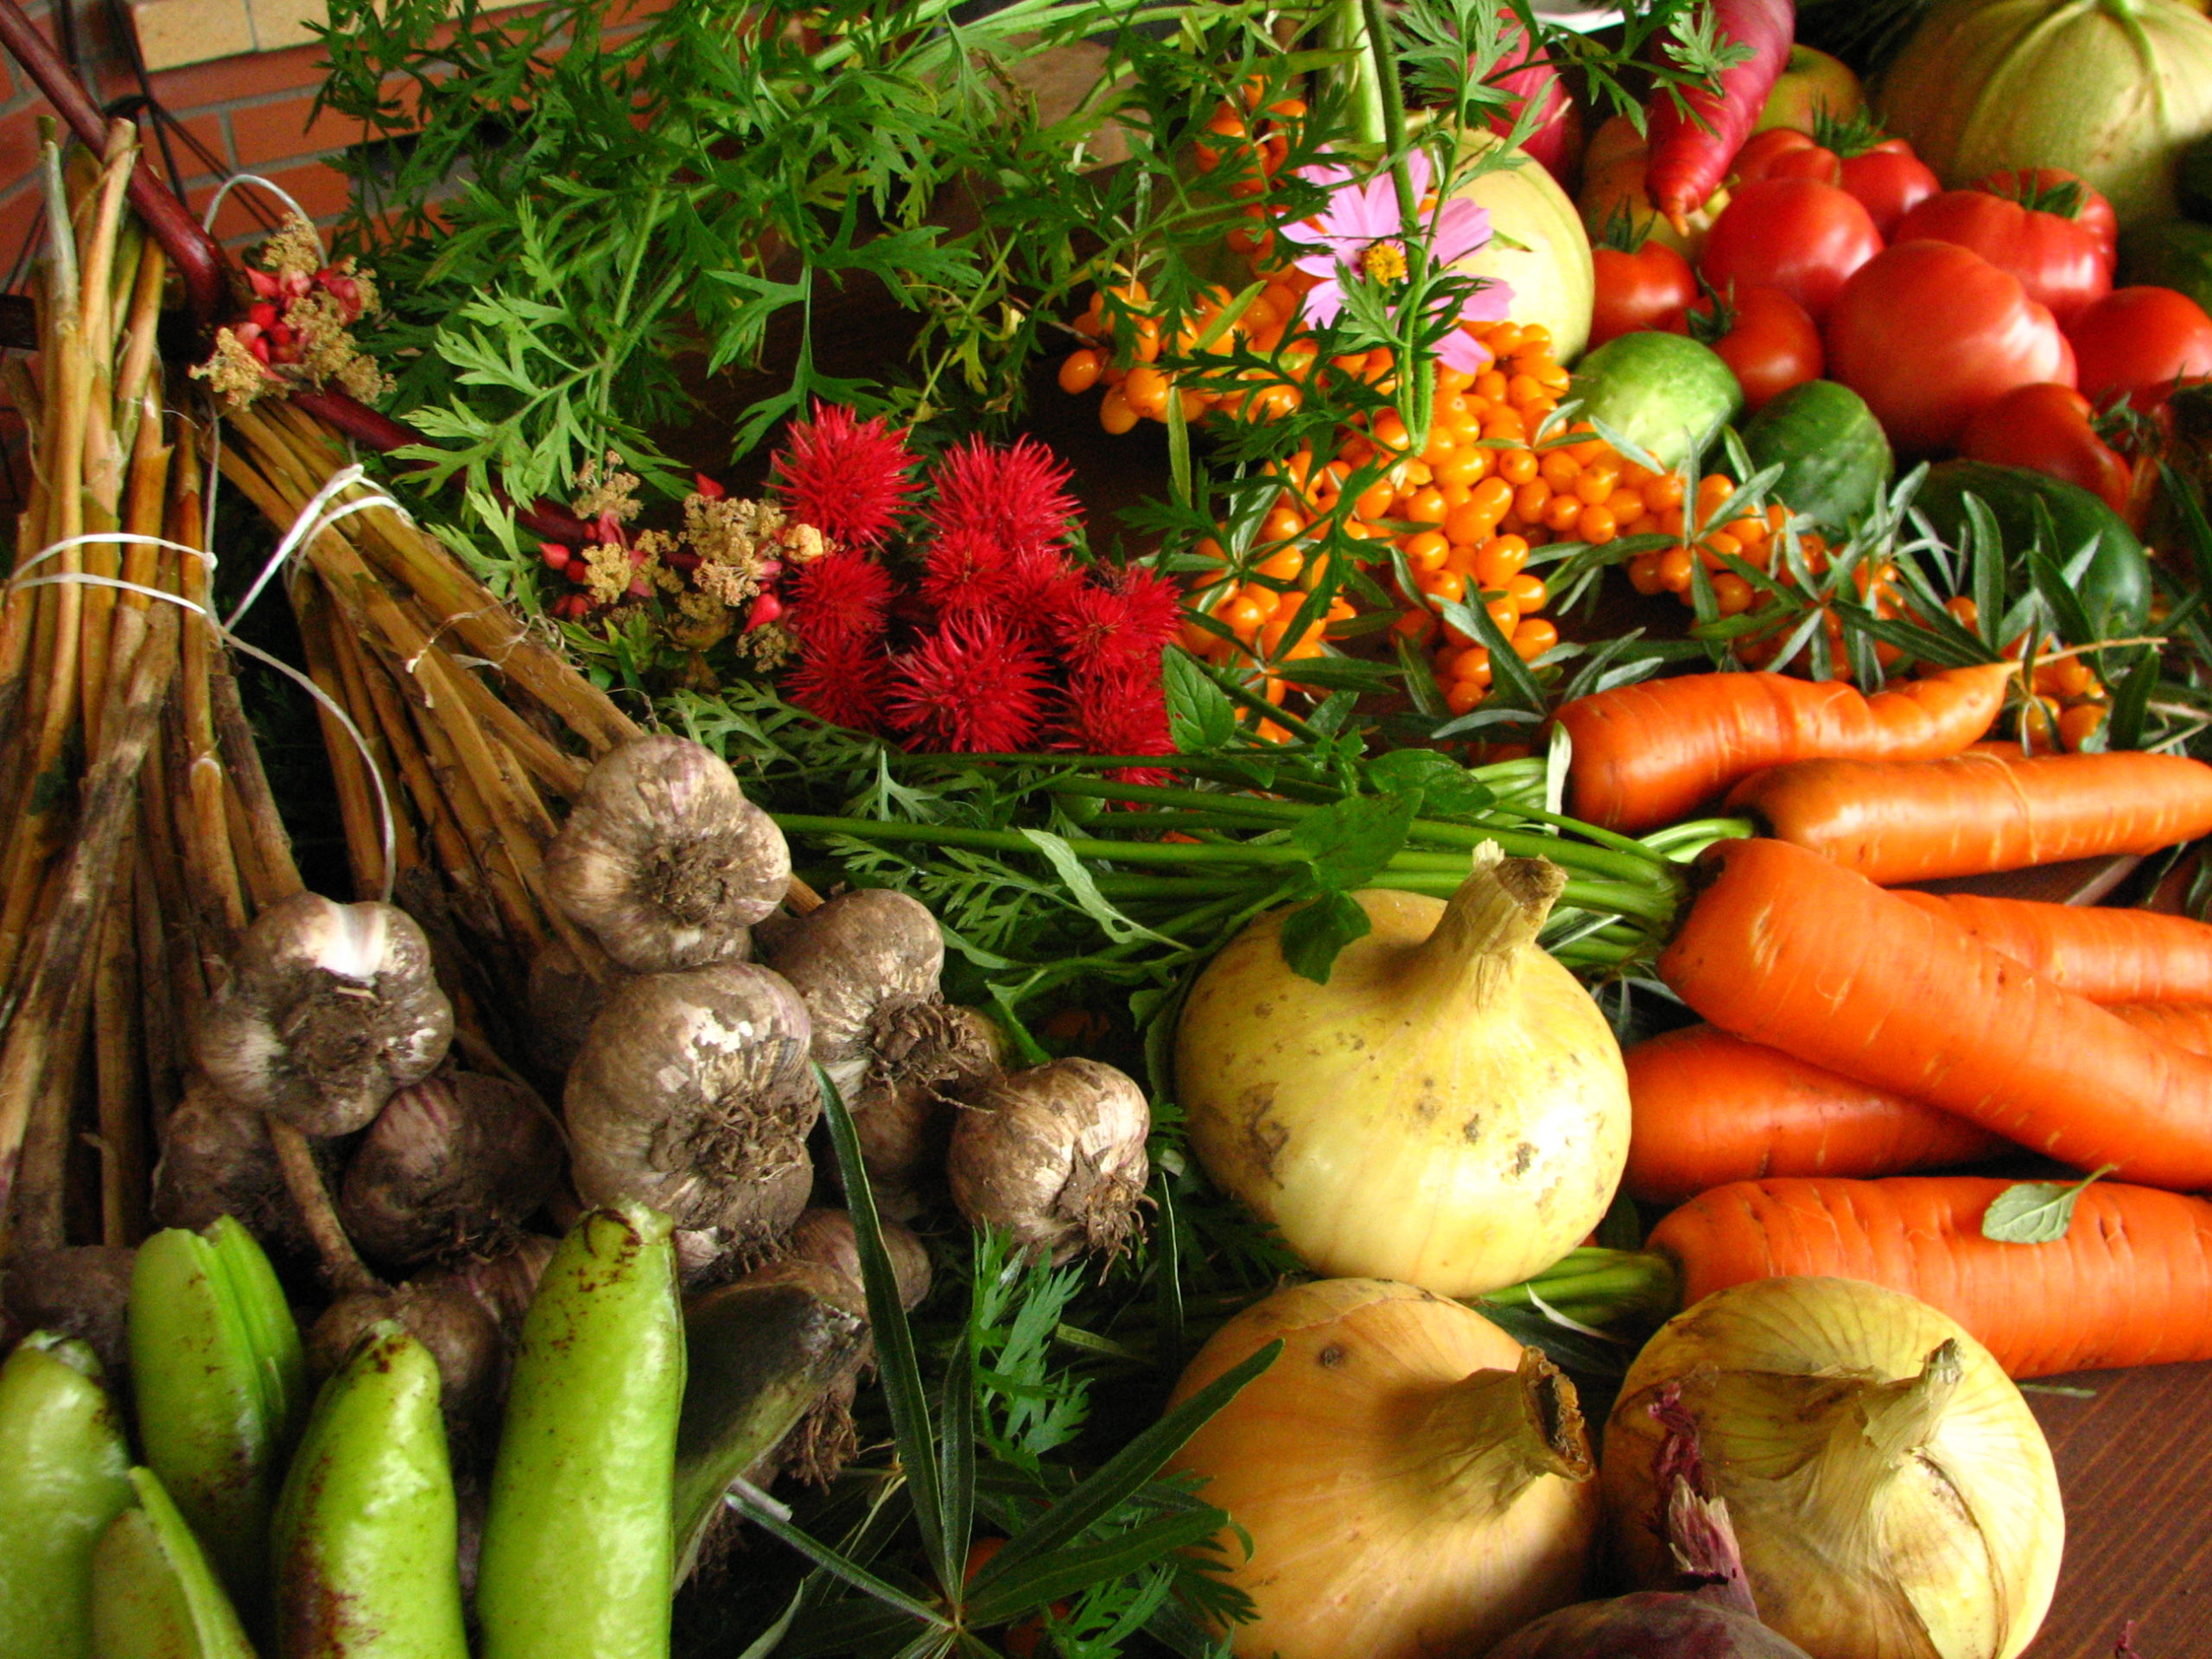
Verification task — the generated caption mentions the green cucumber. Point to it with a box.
[1910,460,2152,637]
[1566,331,1744,474]
[2118,218,2212,316]
[1740,379,1894,533]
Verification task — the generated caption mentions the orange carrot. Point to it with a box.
[1623,1025,2009,1204]
[1726,749,2212,884]
[1554,662,2012,834]
[1894,892,2212,1005]
[1659,837,2212,1190]
[1648,1175,2212,1377]
[2110,1001,2212,1057]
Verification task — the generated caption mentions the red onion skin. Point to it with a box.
[1484,1592,1815,1658]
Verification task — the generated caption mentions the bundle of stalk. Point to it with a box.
[0,122,301,1268]
[207,397,656,1067]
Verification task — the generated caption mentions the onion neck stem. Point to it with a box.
[1410,854,1562,1002]
[1478,1246,1683,1328]
[1421,1348,1593,1513]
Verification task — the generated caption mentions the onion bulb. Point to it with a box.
[1174,849,1629,1295]
[1163,1279,1598,1659]
[1602,1276,2063,1659]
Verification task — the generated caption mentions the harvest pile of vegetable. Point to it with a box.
[15,0,2212,1653]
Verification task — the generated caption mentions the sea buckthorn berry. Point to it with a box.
[1475,370,1510,402]
[1262,506,1306,544]
[1643,473,1687,512]
[1656,545,1695,592]
[1700,531,1745,569]
[1579,505,1618,544]
[1407,488,1450,526]
[1656,505,1688,538]
[1436,448,1493,489]
[1482,411,1528,442]
[1496,448,1538,486]
[2058,702,2107,751]
[1354,477,1395,521]
[1452,645,1493,683]
[2047,655,2099,700]
[1710,572,1756,616]
[1513,479,1552,520]
[1420,569,1468,605]
[1626,553,1665,594]
[1543,494,1584,534]
[1404,531,1450,571]
[1484,595,1521,634]
[1445,679,1488,715]
[1540,449,1583,490]
[1099,388,1139,434]
[1605,488,1647,524]
[1059,349,1103,394]
[1122,365,1172,421]
[1722,515,1769,544]
[1471,474,1516,518]
[1511,617,1559,659]
[1505,573,1548,611]
[1574,468,1618,507]
[1473,535,1530,588]
[1256,547,1305,582]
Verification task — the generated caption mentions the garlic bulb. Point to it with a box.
[1174,848,1629,1296]
[945,1058,1148,1262]
[192,892,454,1137]
[563,962,818,1260]
[339,1074,565,1270]
[1603,1276,2063,1659]
[544,735,789,974]
[1164,1278,1598,1659]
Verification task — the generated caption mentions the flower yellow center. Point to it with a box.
[1360,239,1409,283]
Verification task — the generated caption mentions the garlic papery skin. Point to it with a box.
[1602,1276,2063,1659]
[192,892,454,1137]
[545,735,790,974]
[1164,1279,1597,1659]
[945,1058,1148,1262]
[563,963,817,1256]
[1174,849,1629,1296]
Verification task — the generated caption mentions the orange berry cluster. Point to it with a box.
[1943,600,2112,753]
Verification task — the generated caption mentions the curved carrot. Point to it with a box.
[1659,837,2212,1190]
[1894,892,2212,1005]
[2111,1001,2212,1057]
[1623,1025,2009,1205]
[1726,749,2212,884]
[1648,1175,2212,1378]
[1554,663,2012,835]
[1643,0,1796,222]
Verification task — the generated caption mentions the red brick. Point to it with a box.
[227,90,370,168]
[148,40,325,111]
[0,104,49,185]
[0,181,50,269]
[160,109,232,174]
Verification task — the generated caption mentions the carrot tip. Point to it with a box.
[1666,211,1690,238]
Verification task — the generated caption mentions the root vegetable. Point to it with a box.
[306,1280,506,1446]
[946,1058,1148,1262]
[1175,850,1630,1297]
[764,889,1005,1215]
[1603,1276,2063,1659]
[785,1206,932,1310]
[1165,1279,1598,1659]
[544,735,788,973]
[191,891,454,1138]
[419,1233,559,1342]
[563,963,818,1260]
[524,938,616,1077]
[3,1245,137,1385]
[149,1083,308,1259]
[339,1073,565,1270]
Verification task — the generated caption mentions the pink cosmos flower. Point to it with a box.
[1279,150,1515,373]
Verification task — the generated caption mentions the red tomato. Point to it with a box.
[1699,177,1884,322]
[1665,283,1823,410]
[1835,142,1939,238]
[1825,240,2076,457]
[1589,239,1700,347]
[1973,168,2117,269]
[1959,384,2133,517]
[2068,287,2212,412]
[1893,188,2112,327]
[1732,127,1838,185]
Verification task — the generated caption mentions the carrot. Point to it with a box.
[1643,0,1796,223]
[1726,748,2212,885]
[1554,662,2012,834]
[2110,1001,2212,1057]
[1647,1175,2212,1378]
[1623,1025,2009,1204]
[1659,837,2212,1190]
[1894,892,2212,1005]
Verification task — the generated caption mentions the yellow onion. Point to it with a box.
[1164,1279,1597,1659]
[1173,850,1629,1296]
[1603,1276,2063,1659]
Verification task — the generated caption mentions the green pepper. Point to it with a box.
[90,1468,257,1659]
[269,1322,467,1658]
[128,1215,308,1612]
[0,1332,136,1658]
[475,1203,683,1659]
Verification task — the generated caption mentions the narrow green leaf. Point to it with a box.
[962,1338,1282,1606]
[816,1066,950,1590]
[1015,830,1177,944]
[963,1506,1233,1626]
[939,1333,976,1600]
[1981,1163,2119,1244]
[728,1487,951,1630]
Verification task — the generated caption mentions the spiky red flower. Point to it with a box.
[770,402,920,550]
[1051,565,1185,676]
[925,435,1079,563]
[1061,663,1177,784]
[886,613,1050,753]
[788,550,894,649]
[918,528,1014,620]
[785,632,896,734]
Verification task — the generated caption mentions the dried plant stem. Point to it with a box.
[267,1116,383,1297]
[92,880,146,1246]
[289,572,401,899]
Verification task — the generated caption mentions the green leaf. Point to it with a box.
[1290,790,1420,891]
[1163,647,1236,753]
[1277,890,1373,985]
[728,1491,953,1630]
[963,1506,1232,1627]
[962,1338,1281,1615]
[1981,1163,2119,1244]
[1367,747,1493,817]
[1015,830,1177,945]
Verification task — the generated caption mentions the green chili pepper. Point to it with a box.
[128,1214,308,1612]
[475,1203,683,1659]
[671,1273,869,1582]
[0,1332,135,1658]
[269,1322,467,1658]
[89,1468,257,1659]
